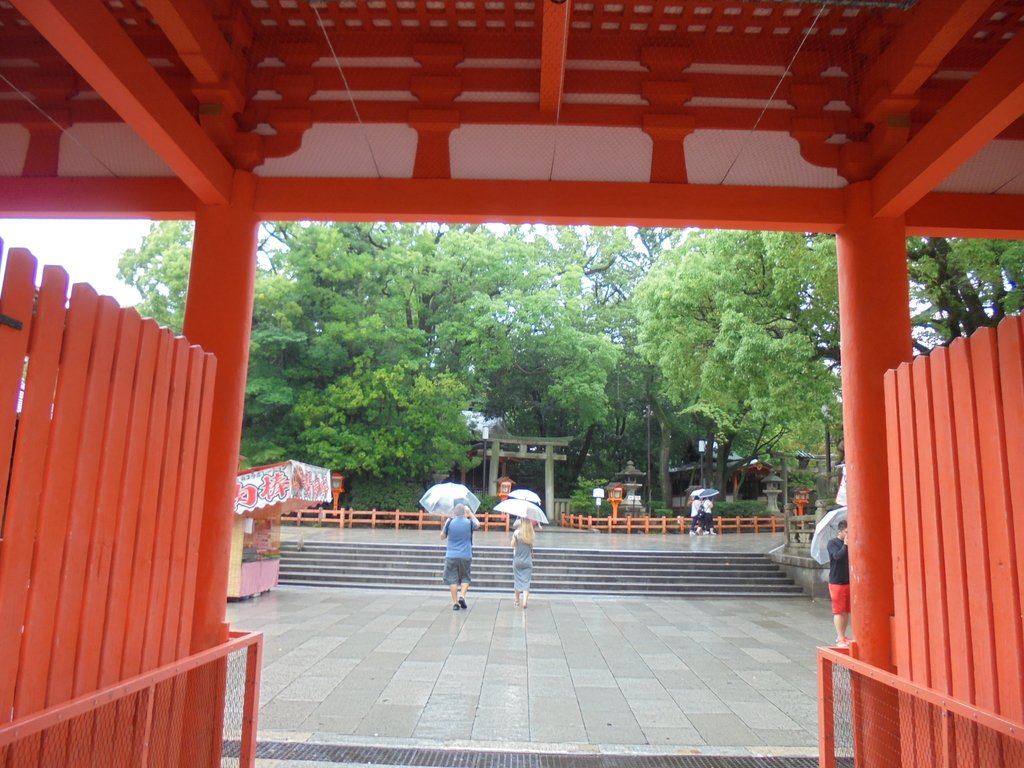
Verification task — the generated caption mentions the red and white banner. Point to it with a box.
[233,460,332,515]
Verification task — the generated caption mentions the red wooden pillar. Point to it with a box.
[183,171,259,653]
[836,181,913,670]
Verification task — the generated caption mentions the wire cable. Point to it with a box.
[310,3,384,179]
[0,72,121,177]
[718,3,830,185]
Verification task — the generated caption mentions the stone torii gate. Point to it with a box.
[482,433,570,523]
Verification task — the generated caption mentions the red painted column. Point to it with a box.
[183,171,259,653]
[836,181,913,671]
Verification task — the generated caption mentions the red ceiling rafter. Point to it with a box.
[9,0,234,205]
[873,29,1024,219]
[539,0,569,117]
[859,0,992,123]
[145,0,236,86]
[0,1,1022,237]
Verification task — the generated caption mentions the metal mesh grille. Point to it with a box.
[0,640,259,767]
[1,691,146,767]
[220,645,252,768]
[226,741,822,767]
[826,665,1024,767]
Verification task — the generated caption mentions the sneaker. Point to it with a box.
[835,636,850,647]
[458,597,467,609]
[452,603,460,611]
[688,530,696,536]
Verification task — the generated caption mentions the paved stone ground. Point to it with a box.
[227,528,843,764]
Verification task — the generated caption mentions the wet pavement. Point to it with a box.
[227,527,839,763]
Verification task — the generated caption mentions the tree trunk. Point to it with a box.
[569,423,596,487]
[715,436,733,493]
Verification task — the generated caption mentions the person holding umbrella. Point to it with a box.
[688,489,702,536]
[510,517,537,608]
[698,489,719,535]
[441,503,480,611]
[827,520,851,647]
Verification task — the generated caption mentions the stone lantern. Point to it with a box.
[764,473,783,514]
[614,460,646,517]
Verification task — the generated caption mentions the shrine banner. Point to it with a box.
[233,460,331,514]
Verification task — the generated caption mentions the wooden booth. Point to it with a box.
[229,459,331,599]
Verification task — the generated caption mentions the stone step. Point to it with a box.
[279,575,805,597]
[278,541,804,597]
[283,541,768,563]
[279,560,788,579]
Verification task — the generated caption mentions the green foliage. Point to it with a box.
[636,230,841,488]
[476,495,500,513]
[117,222,1024,510]
[294,363,473,480]
[569,478,610,516]
[788,470,818,491]
[343,476,425,511]
[647,501,672,517]
[713,500,770,518]
[117,220,194,331]
[907,237,1024,351]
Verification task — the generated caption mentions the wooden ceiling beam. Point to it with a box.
[3,177,1023,239]
[859,0,991,121]
[905,192,1024,239]
[144,0,233,85]
[252,177,846,232]
[872,31,1024,219]
[0,177,197,218]
[539,0,569,117]
[10,0,234,205]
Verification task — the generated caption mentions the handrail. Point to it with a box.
[560,513,785,534]
[0,631,262,746]
[817,647,1024,740]
[281,508,512,531]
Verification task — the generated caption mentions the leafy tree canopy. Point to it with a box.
[636,230,840,489]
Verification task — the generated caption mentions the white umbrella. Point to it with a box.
[810,506,848,564]
[419,482,481,515]
[689,488,704,497]
[494,497,549,525]
[507,488,541,505]
[697,488,720,499]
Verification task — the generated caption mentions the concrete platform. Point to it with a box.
[228,528,844,762]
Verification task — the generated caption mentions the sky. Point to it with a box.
[0,218,153,307]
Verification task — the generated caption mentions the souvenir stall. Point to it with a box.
[229,459,331,599]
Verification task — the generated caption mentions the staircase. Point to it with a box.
[278,541,804,598]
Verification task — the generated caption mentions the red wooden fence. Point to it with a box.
[885,318,1024,719]
[0,245,259,766]
[819,314,1024,767]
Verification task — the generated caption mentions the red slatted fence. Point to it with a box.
[0,245,261,766]
[819,315,1024,767]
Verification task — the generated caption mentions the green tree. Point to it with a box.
[116,220,194,331]
[907,237,1024,352]
[637,230,840,491]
